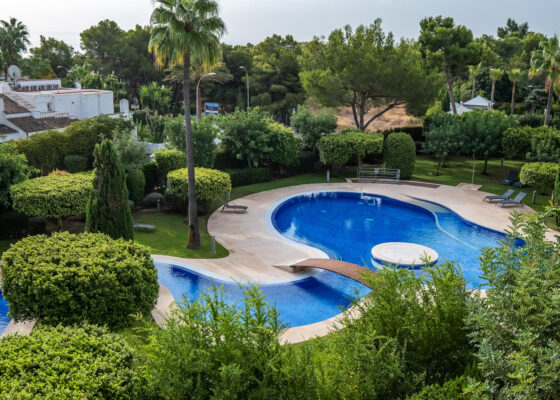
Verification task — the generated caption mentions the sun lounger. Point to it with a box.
[501,170,519,185]
[483,189,515,202]
[219,198,248,213]
[496,192,526,207]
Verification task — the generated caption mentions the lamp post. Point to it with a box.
[240,66,250,109]
[196,72,216,120]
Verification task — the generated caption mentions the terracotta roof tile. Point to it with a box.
[8,116,76,133]
[0,94,29,114]
[0,124,17,134]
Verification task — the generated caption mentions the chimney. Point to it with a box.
[119,98,129,114]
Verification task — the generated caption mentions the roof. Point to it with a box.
[0,94,29,114]
[463,95,493,107]
[8,116,76,133]
[449,102,472,115]
[0,124,17,134]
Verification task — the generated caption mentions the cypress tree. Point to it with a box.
[86,139,133,240]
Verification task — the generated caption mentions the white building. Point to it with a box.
[448,95,494,115]
[0,78,127,142]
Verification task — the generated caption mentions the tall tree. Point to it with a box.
[419,16,481,115]
[530,36,560,126]
[497,18,530,39]
[149,0,225,249]
[301,19,440,131]
[30,36,74,78]
[507,68,524,114]
[468,63,483,98]
[0,18,30,77]
[489,68,504,108]
[86,139,134,240]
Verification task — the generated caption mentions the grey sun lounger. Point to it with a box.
[501,170,519,185]
[496,192,526,207]
[483,189,515,202]
[219,198,248,213]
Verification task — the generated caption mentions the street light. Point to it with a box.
[196,72,216,120]
[240,66,250,109]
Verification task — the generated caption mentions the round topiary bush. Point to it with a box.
[0,324,136,399]
[0,232,159,328]
[383,132,416,179]
[166,167,232,203]
[520,162,559,194]
[10,172,93,228]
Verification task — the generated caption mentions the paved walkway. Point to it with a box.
[153,181,536,343]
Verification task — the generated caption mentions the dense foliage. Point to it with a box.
[10,172,92,227]
[519,162,558,194]
[227,167,273,187]
[63,154,88,173]
[164,116,219,168]
[166,168,231,203]
[318,131,383,174]
[467,214,560,399]
[154,149,187,185]
[503,126,560,160]
[86,140,133,240]
[1,232,158,328]
[0,142,33,208]
[290,104,338,150]
[126,168,146,205]
[383,132,416,179]
[0,324,136,399]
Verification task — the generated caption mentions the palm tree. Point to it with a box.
[149,0,225,249]
[0,17,31,78]
[530,36,560,126]
[489,68,504,109]
[507,68,524,115]
[468,63,483,99]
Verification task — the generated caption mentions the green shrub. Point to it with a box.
[142,160,159,193]
[1,232,159,328]
[10,173,92,228]
[15,129,69,174]
[503,126,560,160]
[63,154,88,173]
[517,112,546,128]
[383,125,424,142]
[0,141,34,208]
[527,128,560,162]
[164,116,219,168]
[166,168,231,203]
[126,169,146,205]
[290,104,338,150]
[384,132,416,179]
[264,122,301,167]
[154,149,187,185]
[519,162,558,194]
[502,126,534,159]
[0,324,136,399]
[407,375,471,400]
[226,167,273,187]
[318,131,383,174]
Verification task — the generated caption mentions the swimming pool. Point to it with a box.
[272,191,506,288]
[0,290,10,335]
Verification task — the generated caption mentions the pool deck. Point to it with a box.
[153,181,542,343]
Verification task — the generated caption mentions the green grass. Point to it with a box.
[132,211,228,259]
[413,155,549,212]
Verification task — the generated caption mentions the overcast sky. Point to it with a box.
[3,0,560,51]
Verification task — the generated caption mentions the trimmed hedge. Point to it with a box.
[63,154,88,173]
[0,324,136,399]
[1,232,159,328]
[227,167,273,187]
[166,168,231,203]
[383,126,424,142]
[318,132,383,175]
[384,132,416,179]
[10,173,93,221]
[154,149,187,185]
[126,169,146,205]
[519,162,559,194]
[503,126,560,160]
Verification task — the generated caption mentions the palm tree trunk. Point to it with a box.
[446,70,457,114]
[511,82,516,115]
[545,79,553,126]
[183,53,200,249]
[471,76,476,99]
[490,80,496,109]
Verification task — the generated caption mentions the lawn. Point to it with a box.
[132,211,228,259]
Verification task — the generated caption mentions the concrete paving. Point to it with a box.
[152,181,537,343]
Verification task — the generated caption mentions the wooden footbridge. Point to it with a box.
[289,258,375,288]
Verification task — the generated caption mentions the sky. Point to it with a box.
[3,0,560,51]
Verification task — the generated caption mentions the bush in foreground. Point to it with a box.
[519,162,558,194]
[0,324,136,399]
[0,141,34,208]
[384,132,416,179]
[1,232,159,328]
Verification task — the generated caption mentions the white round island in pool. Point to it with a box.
[371,242,439,269]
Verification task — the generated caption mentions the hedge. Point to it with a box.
[126,169,146,205]
[384,132,416,179]
[0,324,136,399]
[143,160,159,193]
[519,162,559,194]
[383,126,424,142]
[318,132,383,175]
[166,168,231,203]
[154,149,187,185]
[10,173,93,226]
[63,154,89,173]
[226,167,273,187]
[1,232,159,328]
[503,126,560,160]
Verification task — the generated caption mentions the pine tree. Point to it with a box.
[86,139,133,240]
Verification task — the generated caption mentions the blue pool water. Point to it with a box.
[0,290,10,335]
